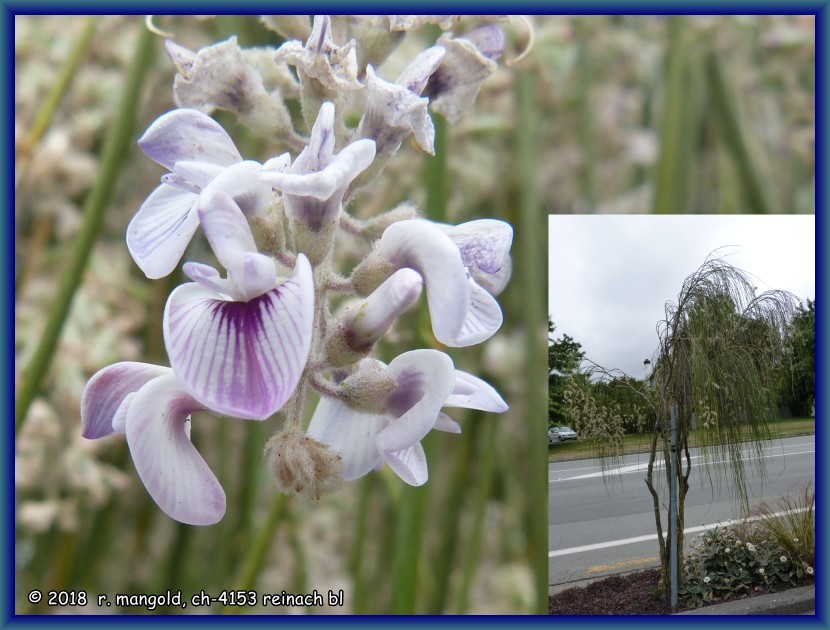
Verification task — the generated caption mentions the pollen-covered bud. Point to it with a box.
[264,425,342,501]
[326,269,422,366]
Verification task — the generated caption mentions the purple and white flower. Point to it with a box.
[81,363,226,525]
[127,109,271,279]
[163,190,314,420]
[258,102,376,234]
[307,349,508,486]
[354,218,512,347]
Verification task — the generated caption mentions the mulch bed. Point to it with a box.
[549,569,671,615]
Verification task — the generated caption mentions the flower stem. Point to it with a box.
[389,483,429,613]
[15,22,156,432]
[232,493,288,594]
[515,66,549,614]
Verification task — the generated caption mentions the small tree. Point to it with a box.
[548,318,585,427]
[646,253,800,604]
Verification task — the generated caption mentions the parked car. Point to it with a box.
[549,426,578,444]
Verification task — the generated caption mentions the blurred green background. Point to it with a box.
[13,14,813,616]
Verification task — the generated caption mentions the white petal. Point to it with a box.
[444,370,508,412]
[138,108,242,170]
[126,184,200,279]
[433,411,462,434]
[376,350,454,481]
[163,255,314,419]
[171,160,225,189]
[397,46,446,94]
[294,101,336,173]
[383,442,428,486]
[182,261,235,296]
[306,397,386,481]
[201,160,272,217]
[81,362,170,439]
[377,220,469,346]
[455,276,503,345]
[125,373,225,525]
[259,139,376,200]
[196,189,276,300]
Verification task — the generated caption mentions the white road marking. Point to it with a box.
[550,446,815,483]
[549,508,810,558]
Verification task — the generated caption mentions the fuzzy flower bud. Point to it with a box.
[264,425,343,501]
[335,359,398,414]
[326,269,422,366]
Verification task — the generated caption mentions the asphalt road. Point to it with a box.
[549,435,815,589]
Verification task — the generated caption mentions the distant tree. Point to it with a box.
[548,318,585,427]
[778,299,815,417]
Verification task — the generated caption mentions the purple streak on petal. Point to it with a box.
[383,442,428,486]
[376,350,454,481]
[444,370,508,413]
[445,219,513,274]
[163,255,314,419]
[306,397,386,481]
[81,362,170,439]
[461,24,505,60]
[294,101,335,173]
[161,173,200,194]
[125,373,225,525]
[126,184,200,279]
[455,275,503,345]
[138,109,241,171]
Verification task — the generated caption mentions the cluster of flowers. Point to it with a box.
[80,16,513,525]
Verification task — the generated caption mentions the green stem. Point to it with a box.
[653,16,691,214]
[348,477,372,614]
[705,50,773,214]
[233,493,287,592]
[455,417,498,613]
[24,16,99,148]
[424,116,448,222]
[389,483,429,613]
[515,68,548,614]
[15,22,156,432]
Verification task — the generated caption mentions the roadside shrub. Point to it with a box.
[679,515,814,608]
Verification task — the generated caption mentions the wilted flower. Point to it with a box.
[703,576,711,584]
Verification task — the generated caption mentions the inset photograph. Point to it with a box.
[548,215,815,615]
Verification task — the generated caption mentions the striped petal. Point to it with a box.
[138,109,241,171]
[455,275,503,346]
[444,219,513,274]
[306,397,386,481]
[126,184,199,279]
[163,255,314,419]
[444,370,508,412]
[125,373,225,525]
[81,362,170,439]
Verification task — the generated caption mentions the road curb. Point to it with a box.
[673,584,815,615]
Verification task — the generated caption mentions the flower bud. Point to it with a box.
[326,269,423,366]
[336,359,398,414]
[264,425,342,501]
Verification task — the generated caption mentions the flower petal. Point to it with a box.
[377,220,469,346]
[383,442,428,486]
[433,411,462,434]
[376,350,454,481]
[138,108,242,171]
[81,362,170,439]
[201,160,272,217]
[306,397,386,481]
[196,189,276,300]
[125,373,225,525]
[163,255,314,419]
[444,219,513,274]
[259,139,376,200]
[126,184,200,279]
[455,275,503,346]
[444,370,508,413]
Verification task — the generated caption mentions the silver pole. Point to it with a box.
[670,404,678,608]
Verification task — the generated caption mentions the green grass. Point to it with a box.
[548,417,815,463]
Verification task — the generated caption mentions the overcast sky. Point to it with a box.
[548,215,816,379]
